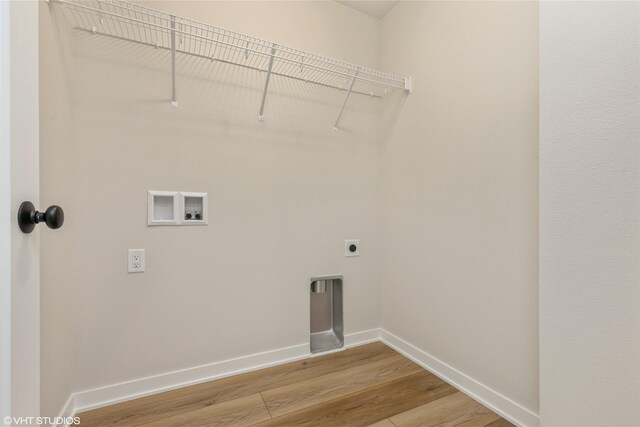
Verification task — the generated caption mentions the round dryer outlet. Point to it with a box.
[344,239,360,257]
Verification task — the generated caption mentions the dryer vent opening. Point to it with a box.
[310,276,343,354]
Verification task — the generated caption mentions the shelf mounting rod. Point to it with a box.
[258,44,276,121]
[170,15,177,108]
[333,70,358,131]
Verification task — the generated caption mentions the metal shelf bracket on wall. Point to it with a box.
[258,44,277,121]
[51,0,413,129]
[333,69,358,131]
[170,15,177,108]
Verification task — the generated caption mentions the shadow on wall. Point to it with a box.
[380,89,408,143]
[73,31,385,141]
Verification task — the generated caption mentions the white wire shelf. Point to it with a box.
[51,0,412,129]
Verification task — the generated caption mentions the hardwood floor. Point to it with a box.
[77,343,514,427]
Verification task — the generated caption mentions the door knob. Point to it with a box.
[18,201,64,234]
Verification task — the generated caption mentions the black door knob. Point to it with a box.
[18,201,65,234]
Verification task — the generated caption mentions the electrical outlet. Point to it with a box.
[128,249,145,273]
[345,239,360,257]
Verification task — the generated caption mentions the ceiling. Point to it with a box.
[335,1,399,19]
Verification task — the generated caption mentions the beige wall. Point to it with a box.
[39,0,75,419]
[379,0,539,417]
[67,1,382,392]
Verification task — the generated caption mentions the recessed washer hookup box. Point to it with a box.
[310,276,343,354]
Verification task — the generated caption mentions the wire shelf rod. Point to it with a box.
[71,25,384,99]
[52,0,413,128]
[53,0,407,90]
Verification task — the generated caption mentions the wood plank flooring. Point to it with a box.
[78,343,514,427]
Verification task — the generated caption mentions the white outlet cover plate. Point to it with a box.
[128,249,145,273]
[345,239,360,257]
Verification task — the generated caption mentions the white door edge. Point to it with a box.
[1,0,41,420]
[0,0,13,420]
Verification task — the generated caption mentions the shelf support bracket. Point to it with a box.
[170,15,177,108]
[258,44,276,121]
[333,70,358,131]
[404,76,413,93]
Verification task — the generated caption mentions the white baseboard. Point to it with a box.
[55,328,538,427]
[57,328,381,424]
[71,343,309,413]
[379,329,540,427]
[344,327,380,347]
[53,394,76,427]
